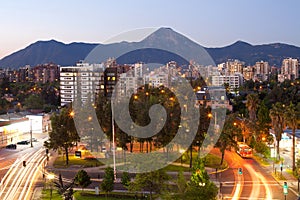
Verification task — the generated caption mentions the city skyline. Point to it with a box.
[1,0,300,59]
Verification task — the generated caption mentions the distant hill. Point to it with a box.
[1,28,300,69]
[0,40,98,68]
[206,41,300,66]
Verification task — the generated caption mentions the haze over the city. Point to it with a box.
[1,0,300,59]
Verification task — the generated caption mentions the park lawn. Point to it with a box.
[174,152,228,170]
[53,155,104,168]
[74,191,138,200]
[41,189,63,200]
[163,164,191,172]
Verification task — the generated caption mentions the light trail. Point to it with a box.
[231,169,244,200]
[244,164,272,200]
[0,148,46,200]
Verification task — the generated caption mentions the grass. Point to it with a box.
[203,153,228,170]
[41,189,63,200]
[53,154,104,168]
[74,191,139,200]
[174,152,228,170]
[253,153,270,166]
[163,164,191,172]
[272,172,287,181]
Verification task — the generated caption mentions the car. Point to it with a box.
[17,141,29,145]
[6,144,17,149]
[32,138,37,142]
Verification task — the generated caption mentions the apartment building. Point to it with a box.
[60,62,104,106]
[278,58,299,82]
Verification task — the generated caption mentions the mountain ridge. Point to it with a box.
[1,28,300,68]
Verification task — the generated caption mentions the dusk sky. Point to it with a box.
[1,0,299,59]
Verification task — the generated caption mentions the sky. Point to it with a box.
[0,0,300,59]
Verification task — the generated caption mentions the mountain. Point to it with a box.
[1,28,300,69]
[0,40,98,68]
[206,41,300,66]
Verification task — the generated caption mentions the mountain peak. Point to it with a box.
[232,40,252,47]
[142,27,188,46]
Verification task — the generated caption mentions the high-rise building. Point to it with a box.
[60,62,104,106]
[278,58,299,82]
[225,59,245,75]
[254,61,270,81]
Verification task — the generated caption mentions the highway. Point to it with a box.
[0,138,47,200]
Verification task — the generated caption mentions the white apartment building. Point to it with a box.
[118,63,146,97]
[60,62,104,106]
[278,58,299,82]
[211,74,242,93]
[144,71,169,88]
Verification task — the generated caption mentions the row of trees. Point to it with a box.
[237,79,300,172]
[0,79,59,114]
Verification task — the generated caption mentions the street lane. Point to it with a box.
[0,137,48,200]
[0,148,47,200]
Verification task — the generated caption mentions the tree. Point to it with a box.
[176,170,188,196]
[121,172,131,188]
[54,173,75,200]
[284,102,299,172]
[74,170,92,191]
[184,158,218,200]
[269,102,285,160]
[24,94,44,110]
[246,93,260,122]
[101,167,115,197]
[128,169,170,200]
[44,107,80,165]
[216,114,240,165]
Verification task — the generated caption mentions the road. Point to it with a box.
[0,138,47,200]
[216,150,298,200]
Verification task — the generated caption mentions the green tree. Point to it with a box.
[24,94,44,110]
[269,102,285,159]
[284,102,299,171]
[216,114,240,165]
[176,170,188,196]
[74,170,92,191]
[101,167,115,197]
[246,93,260,122]
[54,173,75,200]
[128,169,170,200]
[44,107,79,165]
[184,158,218,200]
[121,172,131,188]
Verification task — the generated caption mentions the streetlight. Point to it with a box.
[29,119,33,147]
[111,100,117,181]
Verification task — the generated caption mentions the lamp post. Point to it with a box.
[30,119,33,147]
[111,100,117,181]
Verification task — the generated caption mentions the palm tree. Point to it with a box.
[284,102,299,172]
[216,114,240,165]
[246,93,260,122]
[269,102,285,160]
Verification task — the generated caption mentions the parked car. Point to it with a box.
[32,138,37,142]
[6,144,17,149]
[17,140,29,145]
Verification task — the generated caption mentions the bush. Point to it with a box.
[255,142,270,158]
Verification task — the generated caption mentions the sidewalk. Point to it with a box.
[258,156,300,197]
